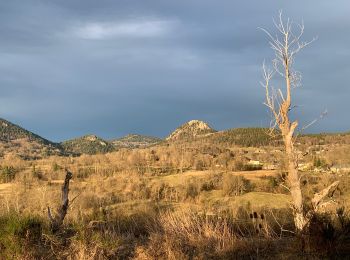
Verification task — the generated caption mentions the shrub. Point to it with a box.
[233,159,245,171]
[200,172,223,191]
[31,165,46,180]
[185,182,199,200]
[308,209,350,257]
[255,176,283,193]
[313,156,328,168]
[242,164,263,171]
[76,167,94,179]
[130,180,151,200]
[194,159,205,170]
[0,166,16,183]
[52,162,60,172]
[150,182,167,201]
[222,174,251,196]
[142,210,237,259]
[71,209,158,259]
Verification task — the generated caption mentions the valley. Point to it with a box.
[0,118,349,258]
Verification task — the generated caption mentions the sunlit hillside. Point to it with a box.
[0,119,350,258]
[1,1,350,259]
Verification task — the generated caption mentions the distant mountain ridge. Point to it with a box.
[0,117,349,158]
[61,133,163,154]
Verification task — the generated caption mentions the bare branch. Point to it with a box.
[299,109,328,134]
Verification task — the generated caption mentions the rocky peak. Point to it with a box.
[166,120,216,141]
[84,135,98,141]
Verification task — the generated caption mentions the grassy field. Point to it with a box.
[0,147,349,259]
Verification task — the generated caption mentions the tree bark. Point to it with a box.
[283,126,308,231]
[48,170,73,233]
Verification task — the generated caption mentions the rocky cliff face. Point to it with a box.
[166,120,216,141]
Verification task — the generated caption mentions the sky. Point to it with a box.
[0,0,349,142]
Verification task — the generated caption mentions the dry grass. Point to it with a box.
[0,143,349,258]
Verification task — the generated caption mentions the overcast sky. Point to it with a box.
[0,0,349,141]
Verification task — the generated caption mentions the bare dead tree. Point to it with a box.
[48,170,73,233]
[260,11,339,232]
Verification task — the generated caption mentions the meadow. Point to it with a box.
[0,139,349,259]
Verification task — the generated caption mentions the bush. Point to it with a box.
[130,180,151,200]
[185,182,199,200]
[200,172,223,191]
[76,167,94,179]
[232,160,263,171]
[313,156,328,168]
[222,174,251,196]
[0,166,16,183]
[141,211,238,259]
[308,208,350,257]
[31,165,47,180]
[233,159,245,171]
[242,164,263,171]
[194,159,205,170]
[255,176,283,193]
[52,162,60,172]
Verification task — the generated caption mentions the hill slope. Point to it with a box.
[207,127,282,147]
[112,134,162,149]
[199,127,350,147]
[166,120,216,141]
[61,135,115,155]
[0,118,63,158]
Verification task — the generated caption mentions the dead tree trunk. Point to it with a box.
[284,129,308,230]
[48,170,73,233]
[261,12,339,233]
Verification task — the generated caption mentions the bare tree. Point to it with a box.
[261,11,339,232]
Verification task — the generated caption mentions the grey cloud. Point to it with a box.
[0,0,349,141]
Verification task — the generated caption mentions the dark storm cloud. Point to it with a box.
[0,0,349,141]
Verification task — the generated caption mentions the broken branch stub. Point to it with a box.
[48,170,73,233]
[312,181,339,211]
